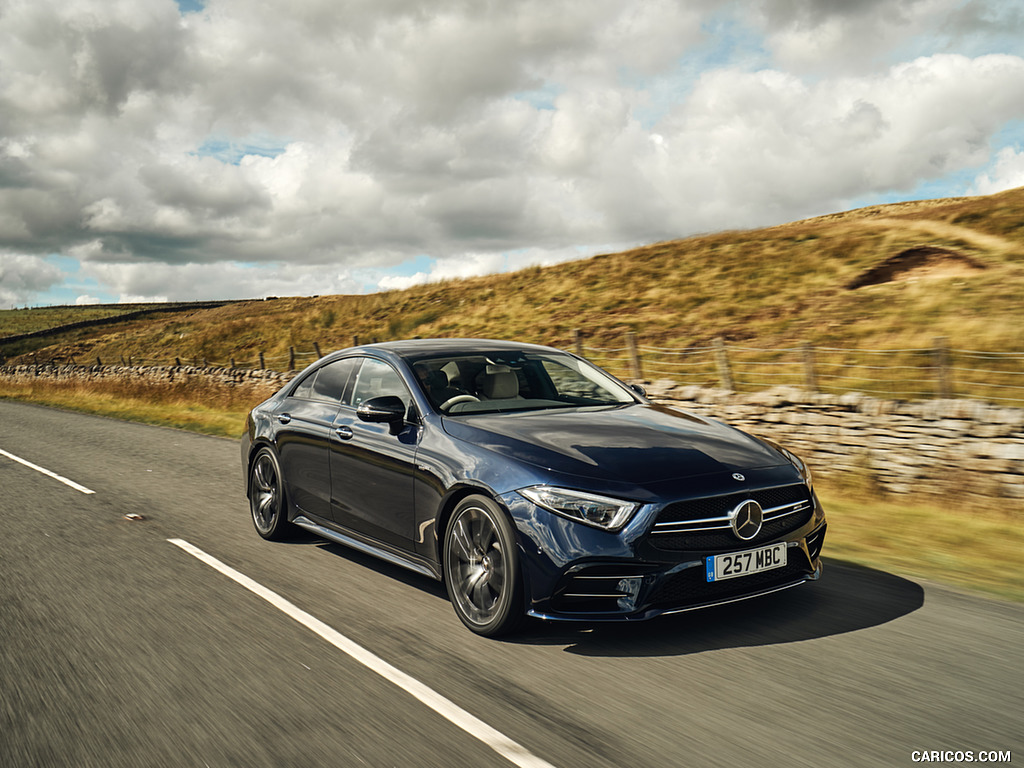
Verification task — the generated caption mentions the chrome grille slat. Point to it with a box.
[654,522,732,534]
[649,483,814,552]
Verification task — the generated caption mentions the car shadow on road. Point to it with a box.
[511,558,925,656]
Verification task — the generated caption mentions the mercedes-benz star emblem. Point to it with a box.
[731,499,764,541]
[732,473,745,482]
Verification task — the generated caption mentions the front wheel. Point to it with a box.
[443,495,524,637]
[249,446,294,540]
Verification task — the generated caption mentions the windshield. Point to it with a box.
[410,350,638,415]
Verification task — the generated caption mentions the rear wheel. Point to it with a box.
[249,447,294,540]
[443,495,524,637]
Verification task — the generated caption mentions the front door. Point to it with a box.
[329,357,419,548]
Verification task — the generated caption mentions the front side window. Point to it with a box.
[350,358,413,412]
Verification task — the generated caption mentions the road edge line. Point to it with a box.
[167,537,557,768]
[0,447,95,494]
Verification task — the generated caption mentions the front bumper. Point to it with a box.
[501,487,826,623]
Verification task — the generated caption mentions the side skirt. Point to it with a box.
[292,515,442,581]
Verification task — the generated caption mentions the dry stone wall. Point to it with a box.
[0,362,297,401]
[644,381,1024,502]
[2,363,1022,502]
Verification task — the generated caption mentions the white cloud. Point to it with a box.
[970,146,1024,194]
[0,253,64,307]
[75,294,101,305]
[756,0,961,74]
[1,1,1023,305]
[79,260,365,302]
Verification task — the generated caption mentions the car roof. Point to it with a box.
[356,338,563,359]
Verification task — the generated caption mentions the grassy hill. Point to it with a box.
[3,186,1023,373]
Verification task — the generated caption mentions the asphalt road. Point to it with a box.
[1,399,1020,768]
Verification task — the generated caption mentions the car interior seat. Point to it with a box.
[478,364,520,399]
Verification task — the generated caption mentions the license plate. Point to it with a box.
[707,543,787,582]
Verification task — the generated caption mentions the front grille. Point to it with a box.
[649,556,812,610]
[650,483,813,552]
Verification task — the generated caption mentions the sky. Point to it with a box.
[2,0,1024,307]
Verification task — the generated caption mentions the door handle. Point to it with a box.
[277,413,292,424]
[335,426,354,440]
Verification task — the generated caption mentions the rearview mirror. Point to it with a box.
[356,395,406,424]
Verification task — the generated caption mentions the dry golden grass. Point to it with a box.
[816,484,1024,602]
[0,378,264,437]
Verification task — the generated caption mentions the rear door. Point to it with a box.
[275,357,358,523]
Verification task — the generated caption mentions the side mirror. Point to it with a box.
[356,395,406,424]
[629,383,647,397]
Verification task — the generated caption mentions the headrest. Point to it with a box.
[424,369,449,388]
[479,370,519,399]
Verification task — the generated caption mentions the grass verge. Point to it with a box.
[0,381,255,438]
[2,384,1020,603]
[815,486,1023,603]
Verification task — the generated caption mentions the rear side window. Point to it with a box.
[312,357,360,403]
[291,371,318,400]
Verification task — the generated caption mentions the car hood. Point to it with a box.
[441,404,787,484]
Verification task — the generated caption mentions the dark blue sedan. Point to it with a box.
[241,339,825,636]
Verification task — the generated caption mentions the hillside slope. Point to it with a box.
[3,186,1023,367]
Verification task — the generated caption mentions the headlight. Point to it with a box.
[518,486,640,531]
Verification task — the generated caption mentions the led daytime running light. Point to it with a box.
[518,486,639,531]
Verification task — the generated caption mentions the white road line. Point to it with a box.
[0,447,95,494]
[167,538,558,768]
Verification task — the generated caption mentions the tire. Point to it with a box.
[443,495,524,637]
[248,446,294,541]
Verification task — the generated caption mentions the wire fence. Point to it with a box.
[581,335,1024,406]
[39,335,1024,406]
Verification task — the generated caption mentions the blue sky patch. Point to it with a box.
[195,136,288,165]
[175,0,205,14]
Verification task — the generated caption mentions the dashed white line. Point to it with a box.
[167,538,558,768]
[0,447,95,494]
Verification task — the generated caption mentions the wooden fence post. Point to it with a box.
[802,342,818,392]
[314,342,322,358]
[571,328,584,357]
[352,335,360,347]
[626,332,642,380]
[288,346,296,370]
[258,351,265,369]
[714,337,734,391]
[230,357,236,369]
[96,356,102,367]
[934,336,952,399]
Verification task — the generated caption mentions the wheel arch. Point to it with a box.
[433,482,515,572]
